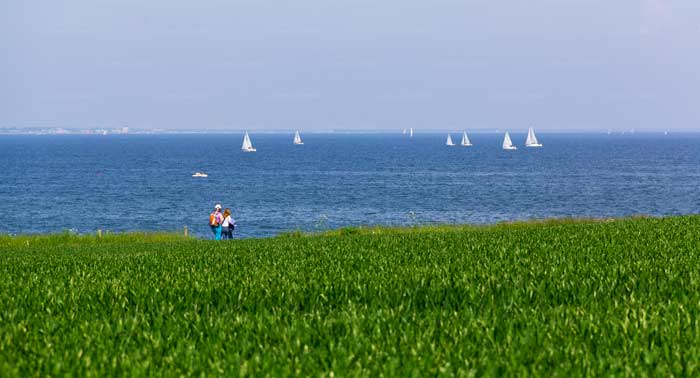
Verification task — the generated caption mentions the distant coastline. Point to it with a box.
[0,127,686,136]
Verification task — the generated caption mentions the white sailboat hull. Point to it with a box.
[241,142,256,151]
[242,131,256,152]
[503,131,516,150]
[293,131,304,145]
[460,131,472,146]
[525,127,541,147]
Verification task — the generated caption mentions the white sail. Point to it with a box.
[446,134,455,146]
[525,127,542,147]
[409,128,413,138]
[294,130,304,145]
[460,131,472,146]
[503,132,517,150]
[242,132,256,152]
[402,128,407,135]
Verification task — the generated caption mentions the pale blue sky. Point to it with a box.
[2,0,698,131]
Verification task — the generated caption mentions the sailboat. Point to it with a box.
[525,127,543,147]
[446,134,455,146]
[293,130,304,145]
[409,128,413,138]
[460,131,472,147]
[402,128,407,135]
[502,132,517,150]
[241,131,256,152]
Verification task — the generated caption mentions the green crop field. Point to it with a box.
[2,216,700,376]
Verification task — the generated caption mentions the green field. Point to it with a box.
[2,216,700,376]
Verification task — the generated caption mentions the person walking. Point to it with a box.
[221,208,236,240]
[209,204,224,240]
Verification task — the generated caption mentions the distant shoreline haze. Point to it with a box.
[0,128,688,135]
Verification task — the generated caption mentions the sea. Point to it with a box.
[1,132,698,238]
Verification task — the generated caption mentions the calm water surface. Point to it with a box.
[1,133,698,238]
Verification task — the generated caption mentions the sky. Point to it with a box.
[1,0,699,131]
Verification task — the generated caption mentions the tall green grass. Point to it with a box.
[1,216,700,376]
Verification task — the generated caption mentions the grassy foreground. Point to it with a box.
[2,216,700,376]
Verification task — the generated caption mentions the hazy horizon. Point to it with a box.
[2,1,699,131]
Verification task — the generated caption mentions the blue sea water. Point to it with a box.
[1,133,699,238]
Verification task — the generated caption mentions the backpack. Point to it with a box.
[209,213,220,226]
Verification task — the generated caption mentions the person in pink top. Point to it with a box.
[209,204,224,240]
